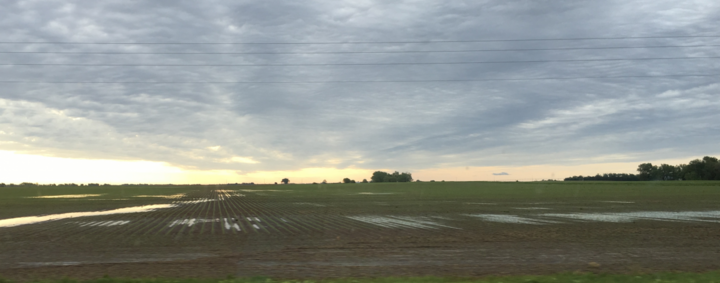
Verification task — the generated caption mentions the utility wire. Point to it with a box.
[1,35,719,45]
[2,56,718,67]
[0,74,716,84]
[1,44,719,55]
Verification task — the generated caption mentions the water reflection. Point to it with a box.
[28,194,104,199]
[0,204,175,228]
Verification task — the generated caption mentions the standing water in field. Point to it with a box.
[28,194,105,199]
[0,204,176,228]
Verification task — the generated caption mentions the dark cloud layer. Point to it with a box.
[0,0,718,172]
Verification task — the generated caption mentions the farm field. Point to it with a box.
[1,181,720,280]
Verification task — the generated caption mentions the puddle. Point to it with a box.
[216,190,245,197]
[134,194,185,199]
[347,215,457,229]
[168,218,220,227]
[390,216,459,229]
[542,211,720,223]
[599,201,635,204]
[29,194,104,199]
[174,198,214,204]
[223,218,242,231]
[294,202,326,207]
[358,192,395,195]
[240,189,289,192]
[542,213,635,223]
[465,202,497,205]
[74,220,130,227]
[0,204,176,228]
[465,214,558,225]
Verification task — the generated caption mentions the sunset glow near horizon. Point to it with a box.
[1,150,710,185]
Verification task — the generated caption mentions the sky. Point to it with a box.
[0,0,719,184]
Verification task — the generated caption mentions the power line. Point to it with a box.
[1,35,719,45]
[0,74,716,84]
[2,44,719,55]
[2,56,718,67]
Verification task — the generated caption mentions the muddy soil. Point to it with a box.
[2,221,720,280]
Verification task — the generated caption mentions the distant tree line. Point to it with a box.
[371,171,413,182]
[564,173,640,181]
[564,156,720,181]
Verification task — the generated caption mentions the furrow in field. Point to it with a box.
[222,190,303,234]
[199,188,216,234]
[164,200,209,236]
[176,191,216,238]
[52,215,131,243]
[71,217,142,244]
[1,202,172,241]
[238,196,322,234]
[210,190,219,235]
[212,190,228,235]
[221,190,253,233]
[156,196,218,235]
[284,213,345,235]
[260,205,328,234]
[3,219,77,241]
[319,214,386,232]
[137,199,196,236]
[115,199,192,240]
[222,190,270,234]
[223,191,293,235]
[310,214,369,232]
[280,198,385,233]
[217,190,241,234]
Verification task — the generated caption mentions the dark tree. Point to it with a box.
[637,163,657,180]
[281,178,289,184]
[371,171,413,182]
[564,173,639,181]
[564,155,719,181]
[361,179,368,183]
[371,171,388,182]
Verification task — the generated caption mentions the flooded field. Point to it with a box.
[1,181,720,279]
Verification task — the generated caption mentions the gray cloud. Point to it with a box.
[0,0,719,173]
[492,172,509,176]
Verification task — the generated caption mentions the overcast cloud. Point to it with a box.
[0,0,718,174]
